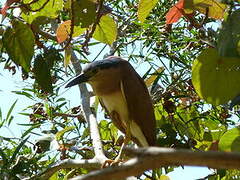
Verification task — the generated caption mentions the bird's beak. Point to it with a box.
[65,73,89,88]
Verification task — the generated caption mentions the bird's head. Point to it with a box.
[65,56,124,88]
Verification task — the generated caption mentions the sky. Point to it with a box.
[0,0,214,179]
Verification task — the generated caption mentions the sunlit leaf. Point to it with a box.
[219,127,240,152]
[192,48,240,105]
[56,126,75,141]
[184,0,227,19]
[218,10,240,58]
[137,0,158,22]
[93,15,117,45]
[56,20,86,43]
[2,20,34,72]
[145,67,164,87]
[160,175,170,180]
[21,0,63,23]
[99,120,112,140]
[166,0,184,24]
[64,47,72,67]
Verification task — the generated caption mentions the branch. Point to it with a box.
[53,112,85,119]
[69,147,240,180]
[82,0,104,53]
[70,49,108,164]
[34,159,101,179]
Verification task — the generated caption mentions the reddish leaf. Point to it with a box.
[166,0,184,24]
[0,0,19,15]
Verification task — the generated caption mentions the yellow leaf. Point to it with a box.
[56,20,86,43]
[93,15,117,45]
[160,175,170,180]
[185,0,227,19]
[145,67,164,87]
[138,0,158,22]
[64,47,72,67]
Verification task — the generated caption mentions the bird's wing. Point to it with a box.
[120,63,156,146]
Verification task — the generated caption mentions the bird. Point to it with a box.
[66,56,156,160]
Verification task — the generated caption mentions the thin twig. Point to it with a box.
[82,0,104,54]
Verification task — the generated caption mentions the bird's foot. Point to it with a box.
[101,158,124,168]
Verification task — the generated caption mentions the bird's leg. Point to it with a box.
[102,113,131,168]
[114,122,131,162]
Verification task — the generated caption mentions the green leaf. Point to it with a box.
[72,0,96,27]
[218,9,240,58]
[9,136,30,163]
[192,48,240,105]
[44,48,62,69]
[137,0,158,22]
[6,99,17,126]
[55,126,75,141]
[184,0,227,19]
[99,120,110,140]
[2,20,34,72]
[21,124,41,138]
[0,148,8,166]
[12,90,34,100]
[64,47,71,67]
[21,0,63,23]
[219,127,240,152]
[93,15,117,45]
[33,55,53,93]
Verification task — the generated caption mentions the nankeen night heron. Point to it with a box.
[66,56,156,159]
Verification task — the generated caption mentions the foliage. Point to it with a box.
[0,0,240,179]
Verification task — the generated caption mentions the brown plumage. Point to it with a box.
[66,56,156,147]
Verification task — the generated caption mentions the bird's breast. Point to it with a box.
[100,90,129,127]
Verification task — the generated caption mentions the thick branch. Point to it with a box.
[70,147,240,180]
[70,50,108,164]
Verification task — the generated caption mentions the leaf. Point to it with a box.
[93,15,117,45]
[56,20,86,43]
[44,48,62,69]
[33,55,53,93]
[6,99,17,126]
[72,0,96,27]
[145,67,164,87]
[12,90,34,100]
[0,0,19,15]
[99,120,112,140]
[21,124,41,138]
[137,0,158,22]
[9,136,30,163]
[2,20,34,72]
[64,47,72,67]
[160,175,170,180]
[21,0,63,23]
[193,0,227,19]
[217,10,240,58]
[166,0,184,24]
[55,126,75,141]
[192,48,240,105]
[219,127,240,152]
[0,148,8,166]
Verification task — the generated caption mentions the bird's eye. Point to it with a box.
[92,69,98,74]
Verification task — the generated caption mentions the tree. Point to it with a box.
[0,0,240,179]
